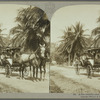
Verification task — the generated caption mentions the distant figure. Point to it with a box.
[74,58,79,66]
[74,57,80,75]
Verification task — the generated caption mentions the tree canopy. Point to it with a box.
[91,15,100,48]
[10,6,50,52]
[57,22,89,65]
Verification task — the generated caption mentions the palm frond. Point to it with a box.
[10,6,50,51]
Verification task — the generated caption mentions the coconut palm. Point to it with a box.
[71,22,89,58]
[91,15,100,48]
[91,27,100,48]
[90,15,100,48]
[10,6,50,52]
[59,22,89,65]
[0,25,7,48]
[58,27,73,65]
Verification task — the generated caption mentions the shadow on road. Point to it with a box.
[80,73,100,77]
[0,71,19,77]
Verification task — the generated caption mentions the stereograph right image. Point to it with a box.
[50,5,100,93]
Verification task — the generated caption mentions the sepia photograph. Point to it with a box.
[50,5,100,94]
[2,1,100,99]
[0,4,50,93]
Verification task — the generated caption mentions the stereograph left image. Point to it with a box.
[0,4,50,93]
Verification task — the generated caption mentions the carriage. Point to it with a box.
[1,45,47,80]
[1,47,22,77]
[88,48,100,73]
[75,47,100,78]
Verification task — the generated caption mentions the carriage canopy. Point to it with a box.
[87,47,100,64]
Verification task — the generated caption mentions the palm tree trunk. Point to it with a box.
[73,53,76,62]
[68,53,71,66]
[73,53,76,66]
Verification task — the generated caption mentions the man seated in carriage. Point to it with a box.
[74,55,92,67]
[6,48,12,58]
[4,48,13,66]
[80,54,93,68]
[1,51,6,63]
[12,47,21,63]
[0,49,12,69]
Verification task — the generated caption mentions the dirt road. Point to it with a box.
[0,67,49,93]
[50,65,100,93]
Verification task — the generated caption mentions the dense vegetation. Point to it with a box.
[51,17,100,65]
[10,6,50,53]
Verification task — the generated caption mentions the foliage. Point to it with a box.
[91,15,100,48]
[58,22,89,65]
[10,6,50,52]
[0,25,6,48]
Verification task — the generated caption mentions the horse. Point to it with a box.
[0,51,12,78]
[74,56,93,78]
[13,44,47,81]
[74,58,81,75]
[13,50,39,81]
[39,44,47,81]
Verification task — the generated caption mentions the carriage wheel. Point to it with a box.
[87,65,92,78]
[5,65,7,76]
[9,66,12,76]
[91,68,94,77]
[23,67,29,78]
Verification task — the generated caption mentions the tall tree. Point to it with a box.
[10,6,50,52]
[92,27,100,47]
[0,25,6,48]
[58,27,73,65]
[91,16,100,48]
[59,22,89,65]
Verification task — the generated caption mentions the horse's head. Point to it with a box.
[39,44,46,58]
[13,50,20,61]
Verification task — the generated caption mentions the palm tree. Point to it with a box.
[71,22,89,59]
[58,27,73,65]
[59,22,89,66]
[10,6,50,52]
[91,15,100,48]
[91,27,100,48]
[0,25,6,48]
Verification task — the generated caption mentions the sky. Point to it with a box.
[51,5,100,43]
[0,4,30,37]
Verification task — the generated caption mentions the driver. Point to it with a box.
[1,51,6,61]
